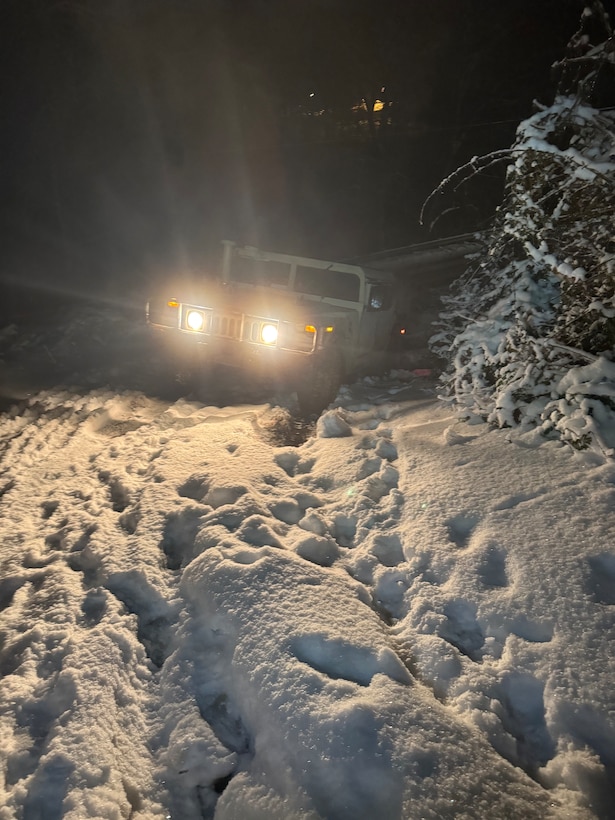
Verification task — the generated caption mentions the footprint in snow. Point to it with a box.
[291,633,412,687]
[585,552,615,605]
[236,515,283,548]
[446,512,480,550]
[362,465,399,503]
[295,534,340,568]
[97,470,130,513]
[204,485,248,508]
[66,540,103,587]
[332,514,358,548]
[493,490,544,511]
[195,692,252,757]
[370,534,405,567]
[118,507,140,535]
[105,570,173,669]
[356,456,383,480]
[495,671,556,773]
[41,499,59,520]
[4,675,76,790]
[161,507,205,570]
[44,525,70,551]
[269,498,303,525]
[375,437,398,461]
[273,451,315,477]
[443,426,477,446]
[476,544,509,589]
[178,474,210,502]
[438,599,484,662]
[80,588,108,626]
[0,577,26,613]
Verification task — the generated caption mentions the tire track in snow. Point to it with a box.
[0,389,182,816]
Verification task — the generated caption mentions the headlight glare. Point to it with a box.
[261,323,278,344]
[186,309,205,331]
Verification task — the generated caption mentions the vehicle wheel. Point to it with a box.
[296,353,343,416]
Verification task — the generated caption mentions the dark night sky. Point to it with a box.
[0,0,610,295]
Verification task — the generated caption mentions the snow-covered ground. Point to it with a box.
[0,301,614,819]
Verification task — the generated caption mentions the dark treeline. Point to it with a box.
[0,0,591,294]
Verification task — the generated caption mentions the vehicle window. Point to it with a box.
[295,265,360,301]
[368,285,393,311]
[231,255,290,287]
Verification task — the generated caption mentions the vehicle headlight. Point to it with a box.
[186,309,205,331]
[260,323,278,345]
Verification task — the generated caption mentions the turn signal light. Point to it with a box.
[304,324,334,334]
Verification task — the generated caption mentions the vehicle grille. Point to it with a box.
[177,306,278,346]
[211,313,242,338]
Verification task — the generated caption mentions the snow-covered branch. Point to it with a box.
[428,13,615,455]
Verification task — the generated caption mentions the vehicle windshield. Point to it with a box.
[230,254,291,287]
[294,265,361,301]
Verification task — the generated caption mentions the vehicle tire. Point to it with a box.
[295,353,343,416]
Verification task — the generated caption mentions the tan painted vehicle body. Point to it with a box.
[146,240,399,411]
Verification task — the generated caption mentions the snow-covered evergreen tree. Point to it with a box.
[430,2,615,455]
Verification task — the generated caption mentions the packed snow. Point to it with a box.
[0,303,614,819]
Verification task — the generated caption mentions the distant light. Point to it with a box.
[309,92,315,98]
[167,299,180,308]
[373,99,384,112]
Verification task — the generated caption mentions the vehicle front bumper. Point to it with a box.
[149,324,315,382]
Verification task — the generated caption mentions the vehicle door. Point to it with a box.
[357,281,396,358]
